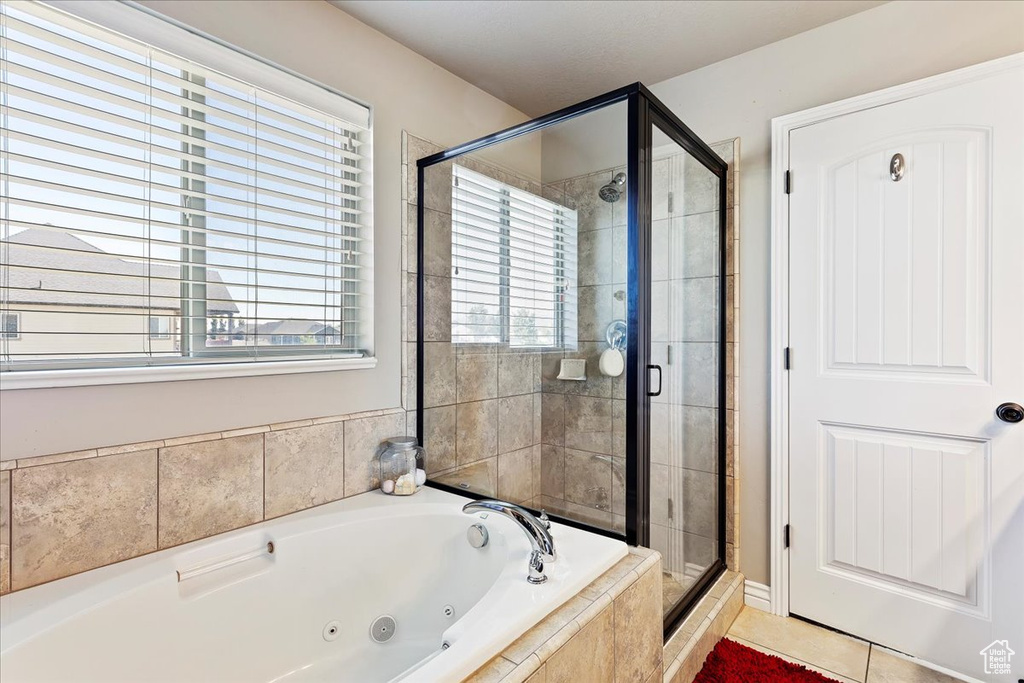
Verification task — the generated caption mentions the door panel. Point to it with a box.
[789,65,1023,681]
[822,423,987,609]
[648,121,723,619]
[824,130,989,378]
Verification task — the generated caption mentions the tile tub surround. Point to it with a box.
[0,408,410,594]
[465,546,664,683]
[404,132,545,506]
[662,569,745,683]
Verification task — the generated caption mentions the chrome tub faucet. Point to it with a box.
[462,499,556,584]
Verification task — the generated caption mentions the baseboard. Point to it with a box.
[744,580,771,612]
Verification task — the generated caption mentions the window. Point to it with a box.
[1,313,19,340]
[148,316,170,340]
[451,164,577,349]
[0,1,373,381]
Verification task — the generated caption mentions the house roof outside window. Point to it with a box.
[4,229,238,315]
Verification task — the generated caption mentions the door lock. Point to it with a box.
[995,402,1024,423]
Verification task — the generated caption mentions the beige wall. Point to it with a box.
[0,0,530,460]
[647,0,1024,585]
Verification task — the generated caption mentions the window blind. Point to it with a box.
[451,164,577,349]
[0,0,372,372]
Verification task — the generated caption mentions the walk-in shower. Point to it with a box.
[415,84,727,633]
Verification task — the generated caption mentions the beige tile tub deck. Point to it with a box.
[614,561,662,682]
[463,547,663,683]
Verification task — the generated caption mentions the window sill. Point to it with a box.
[0,356,378,390]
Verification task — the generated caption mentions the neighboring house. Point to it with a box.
[248,319,341,346]
[2,229,238,360]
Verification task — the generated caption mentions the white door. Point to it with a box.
[788,63,1024,681]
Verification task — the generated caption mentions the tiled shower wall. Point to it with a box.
[535,140,741,577]
[403,134,544,506]
[537,168,629,533]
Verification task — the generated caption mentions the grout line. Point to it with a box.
[155,447,160,552]
[865,644,872,682]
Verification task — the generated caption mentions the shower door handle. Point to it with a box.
[648,364,662,397]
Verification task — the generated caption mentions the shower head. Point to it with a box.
[598,172,626,203]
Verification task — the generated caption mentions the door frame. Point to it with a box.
[768,52,1024,617]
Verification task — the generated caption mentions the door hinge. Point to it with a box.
[667,191,674,214]
[784,170,792,194]
[784,347,791,370]
[784,524,791,549]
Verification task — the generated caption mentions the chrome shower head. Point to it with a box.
[598,172,626,202]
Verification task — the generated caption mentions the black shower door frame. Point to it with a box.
[416,84,728,636]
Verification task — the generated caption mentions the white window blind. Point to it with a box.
[0,0,372,374]
[451,164,577,349]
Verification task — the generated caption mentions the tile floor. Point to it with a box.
[722,607,964,683]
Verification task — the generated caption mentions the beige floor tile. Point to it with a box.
[727,635,860,683]
[727,608,869,681]
[866,647,963,683]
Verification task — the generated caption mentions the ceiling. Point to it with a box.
[331,0,887,116]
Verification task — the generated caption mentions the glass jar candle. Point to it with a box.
[378,436,426,495]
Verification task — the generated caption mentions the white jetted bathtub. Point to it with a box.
[0,487,626,682]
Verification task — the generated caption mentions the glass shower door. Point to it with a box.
[646,122,723,620]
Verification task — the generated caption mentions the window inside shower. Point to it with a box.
[450,164,578,349]
[416,86,727,634]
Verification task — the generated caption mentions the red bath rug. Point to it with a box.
[693,638,840,682]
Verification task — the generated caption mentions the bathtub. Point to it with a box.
[0,487,627,682]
